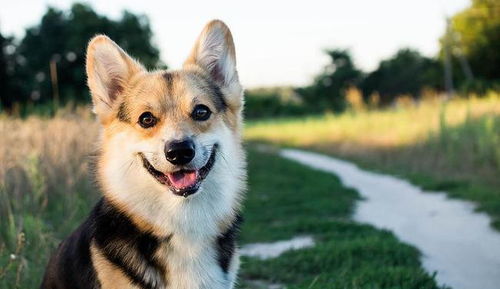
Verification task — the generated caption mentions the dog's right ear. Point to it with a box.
[184,20,243,110]
[86,35,144,123]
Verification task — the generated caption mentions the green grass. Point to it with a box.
[0,156,98,289]
[238,149,445,289]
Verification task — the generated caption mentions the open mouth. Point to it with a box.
[139,144,218,197]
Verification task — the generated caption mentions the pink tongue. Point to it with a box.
[167,170,198,189]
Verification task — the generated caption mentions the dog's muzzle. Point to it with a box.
[139,144,218,197]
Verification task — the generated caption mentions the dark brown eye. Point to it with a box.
[138,112,157,128]
[191,104,211,121]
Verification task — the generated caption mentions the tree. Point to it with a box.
[0,33,9,109]
[3,3,164,110]
[299,49,363,112]
[444,0,500,83]
[361,48,441,104]
[0,33,27,111]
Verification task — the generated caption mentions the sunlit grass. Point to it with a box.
[246,92,500,150]
[245,92,500,229]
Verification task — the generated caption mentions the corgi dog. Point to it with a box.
[41,20,246,289]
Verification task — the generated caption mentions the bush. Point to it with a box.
[245,88,308,119]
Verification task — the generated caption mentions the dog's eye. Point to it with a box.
[191,105,211,121]
[138,112,157,128]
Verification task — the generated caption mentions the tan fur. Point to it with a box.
[105,195,169,236]
[91,243,139,289]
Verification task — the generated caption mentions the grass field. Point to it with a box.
[240,148,444,289]
[0,109,99,288]
[0,111,444,288]
[246,93,500,229]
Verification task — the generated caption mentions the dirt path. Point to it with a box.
[281,149,500,289]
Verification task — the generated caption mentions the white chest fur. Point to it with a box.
[163,235,238,289]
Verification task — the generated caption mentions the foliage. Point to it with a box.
[445,0,500,83]
[298,48,442,111]
[3,0,500,116]
[0,34,8,110]
[361,48,442,105]
[298,49,363,112]
[0,33,24,112]
[0,3,164,112]
[245,87,308,119]
[296,0,500,110]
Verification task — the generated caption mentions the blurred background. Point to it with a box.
[0,0,499,288]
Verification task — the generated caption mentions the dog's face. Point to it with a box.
[86,21,245,234]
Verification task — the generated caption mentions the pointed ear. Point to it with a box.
[184,20,242,103]
[86,35,144,123]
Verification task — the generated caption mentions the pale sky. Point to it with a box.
[1,0,470,88]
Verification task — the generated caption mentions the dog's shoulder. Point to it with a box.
[92,198,168,289]
[42,198,169,289]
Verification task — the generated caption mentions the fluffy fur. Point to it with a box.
[41,20,246,289]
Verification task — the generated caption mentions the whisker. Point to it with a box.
[124,159,135,175]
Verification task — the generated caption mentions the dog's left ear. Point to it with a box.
[86,35,145,124]
[184,20,243,109]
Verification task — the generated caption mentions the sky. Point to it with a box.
[1,0,470,88]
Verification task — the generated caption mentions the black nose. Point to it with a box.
[165,139,195,165]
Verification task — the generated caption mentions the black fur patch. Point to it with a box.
[191,71,228,112]
[216,214,243,273]
[40,198,170,289]
[205,78,228,112]
[117,101,130,122]
[163,72,175,96]
[41,210,99,289]
[94,199,168,289]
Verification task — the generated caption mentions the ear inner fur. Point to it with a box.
[184,20,239,89]
[86,35,145,123]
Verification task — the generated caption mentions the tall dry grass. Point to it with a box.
[0,108,99,288]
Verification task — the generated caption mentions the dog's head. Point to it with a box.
[86,21,245,232]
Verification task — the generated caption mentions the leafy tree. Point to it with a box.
[361,48,441,104]
[298,49,363,112]
[3,3,164,110]
[0,33,27,111]
[0,33,9,109]
[445,0,500,82]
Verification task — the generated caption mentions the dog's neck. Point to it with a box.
[92,197,242,289]
[97,132,246,241]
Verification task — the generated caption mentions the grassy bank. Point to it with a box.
[239,148,444,289]
[0,112,442,288]
[0,111,99,288]
[245,93,500,229]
